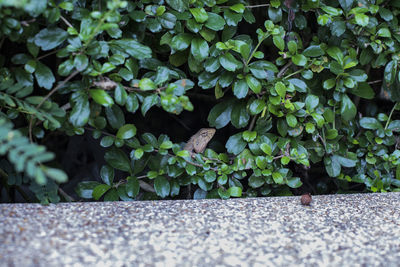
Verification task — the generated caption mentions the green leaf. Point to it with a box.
[242,131,257,142]
[207,99,234,128]
[141,95,159,116]
[292,54,307,66]
[34,27,68,51]
[228,186,242,197]
[231,101,250,128]
[325,156,341,177]
[260,143,272,155]
[230,3,245,13]
[190,7,208,23]
[69,91,90,127]
[246,75,261,94]
[273,35,285,51]
[100,165,114,185]
[303,45,325,57]
[305,95,319,111]
[74,54,89,71]
[160,12,176,29]
[249,60,278,79]
[327,47,343,63]
[233,79,249,99]
[126,93,139,113]
[105,105,125,129]
[154,176,170,197]
[166,0,187,12]
[112,39,152,60]
[92,184,111,200]
[272,172,284,184]
[171,33,192,51]
[191,38,209,61]
[275,82,286,97]
[126,176,140,198]
[249,175,265,188]
[75,181,101,199]
[35,62,55,90]
[286,114,297,127]
[219,52,243,72]
[360,117,382,130]
[340,94,356,121]
[139,78,156,91]
[288,78,308,93]
[104,148,131,172]
[45,168,68,183]
[286,177,302,188]
[388,120,400,132]
[204,171,216,183]
[116,124,137,139]
[89,89,114,107]
[355,13,369,26]
[226,133,246,155]
[248,99,266,115]
[349,82,374,99]
[205,13,225,31]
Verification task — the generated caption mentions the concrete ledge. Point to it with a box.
[1,193,400,266]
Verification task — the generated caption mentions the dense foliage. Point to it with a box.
[0,0,400,203]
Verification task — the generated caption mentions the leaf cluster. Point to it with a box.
[1,0,400,202]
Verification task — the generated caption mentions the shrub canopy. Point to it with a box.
[0,0,400,203]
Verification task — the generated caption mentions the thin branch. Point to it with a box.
[29,70,80,142]
[58,187,75,202]
[368,79,382,85]
[248,114,258,131]
[277,62,293,78]
[221,4,270,8]
[20,19,36,27]
[60,15,74,28]
[37,49,60,61]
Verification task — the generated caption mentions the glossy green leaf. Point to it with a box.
[233,79,249,99]
[89,89,114,107]
[190,7,208,23]
[226,132,246,155]
[292,54,307,66]
[303,45,325,57]
[360,117,382,130]
[191,38,209,61]
[92,184,111,200]
[116,124,137,139]
[208,99,234,129]
[154,176,170,197]
[219,52,243,72]
[104,148,131,172]
[340,94,356,121]
[34,27,68,51]
[35,62,55,90]
[205,13,225,31]
[246,75,261,94]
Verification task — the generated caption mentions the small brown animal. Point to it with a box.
[184,128,216,154]
[301,193,312,206]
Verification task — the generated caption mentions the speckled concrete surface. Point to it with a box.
[1,193,400,267]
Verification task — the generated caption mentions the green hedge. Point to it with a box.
[0,0,400,203]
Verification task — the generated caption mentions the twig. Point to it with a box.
[58,187,75,202]
[248,114,258,131]
[277,62,293,78]
[221,4,270,8]
[29,70,80,142]
[20,19,36,27]
[60,15,74,28]
[368,80,382,85]
[37,50,60,60]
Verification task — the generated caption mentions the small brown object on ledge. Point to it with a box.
[301,193,312,206]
